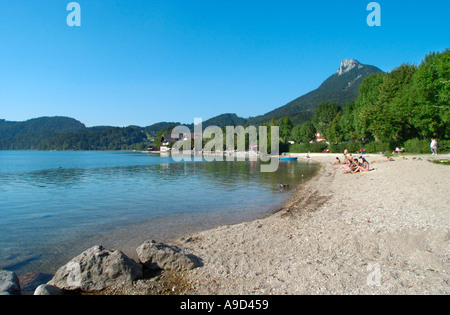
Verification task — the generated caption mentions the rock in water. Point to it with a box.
[48,245,143,292]
[136,240,200,271]
[0,270,21,295]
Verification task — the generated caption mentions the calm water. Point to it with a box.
[0,151,318,276]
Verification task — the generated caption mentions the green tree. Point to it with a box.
[353,72,385,139]
[291,121,316,143]
[279,117,293,142]
[312,102,342,138]
[412,49,450,139]
[358,64,418,142]
[326,113,344,144]
[339,101,360,141]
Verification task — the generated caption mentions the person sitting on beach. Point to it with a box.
[356,157,371,172]
[351,158,372,174]
[345,158,361,174]
[339,158,357,173]
[334,158,353,170]
[387,156,394,162]
[332,157,341,165]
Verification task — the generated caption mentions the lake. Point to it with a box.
[0,151,318,276]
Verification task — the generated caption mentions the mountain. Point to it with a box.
[0,59,383,150]
[247,59,383,125]
[143,59,382,130]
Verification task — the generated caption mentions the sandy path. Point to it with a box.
[176,154,449,295]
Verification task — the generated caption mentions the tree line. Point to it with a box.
[2,50,447,153]
[286,49,449,154]
[0,126,150,151]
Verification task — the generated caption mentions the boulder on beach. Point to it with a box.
[48,245,143,292]
[34,284,63,295]
[0,270,21,295]
[136,240,201,272]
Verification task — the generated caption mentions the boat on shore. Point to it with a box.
[280,156,298,162]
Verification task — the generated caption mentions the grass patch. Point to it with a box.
[432,159,450,165]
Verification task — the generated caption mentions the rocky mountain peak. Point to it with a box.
[337,59,363,75]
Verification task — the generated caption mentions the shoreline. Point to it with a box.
[172,153,449,295]
[13,153,449,295]
[8,156,319,293]
[89,158,322,267]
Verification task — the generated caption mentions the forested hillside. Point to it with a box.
[248,60,383,125]
[289,49,449,154]
[1,51,447,153]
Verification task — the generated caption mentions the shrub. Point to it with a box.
[329,143,346,153]
[432,159,450,165]
[330,141,364,154]
[289,142,329,153]
[403,138,429,154]
[364,141,391,154]
[394,138,449,154]
[436,140,450,153]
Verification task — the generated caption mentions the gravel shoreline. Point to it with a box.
[17,153,448,295]
[175,153,449,295]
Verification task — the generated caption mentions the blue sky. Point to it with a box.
[0,0,449,127]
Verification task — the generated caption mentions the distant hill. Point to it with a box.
[247,59,383,125]
[0,59,383,150]
[143,114,248,133]
[0,116,149,150]
[0,116,86,141]
[143,59,383,130]
[0,117,89,149]
[144,122,182,136]
[202,113,248,128]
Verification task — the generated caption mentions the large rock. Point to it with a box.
[136,240,200,272]
[48,245,143,292]
[0,270,21,295]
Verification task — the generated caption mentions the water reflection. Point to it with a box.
[0,152,319,276]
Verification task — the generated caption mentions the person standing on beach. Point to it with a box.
[431,138,439,155]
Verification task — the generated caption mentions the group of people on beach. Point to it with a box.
[333,149,371,174]
[330,138,440,174]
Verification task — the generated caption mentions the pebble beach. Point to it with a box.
[7,153,449,295]
[175,153,450,295]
